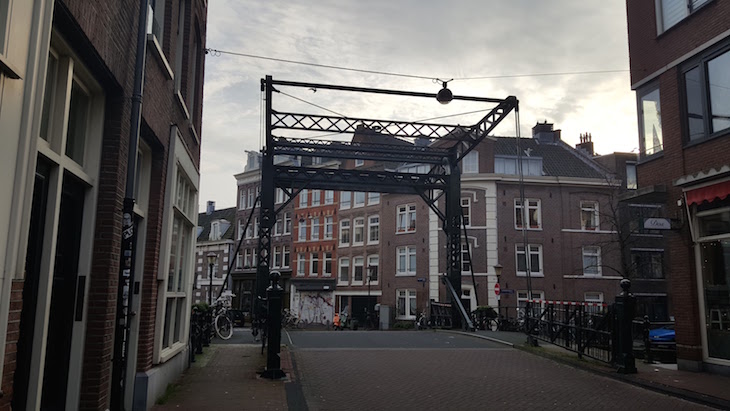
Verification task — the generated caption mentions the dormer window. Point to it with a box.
[210,221,221,240]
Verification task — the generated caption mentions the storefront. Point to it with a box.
[682,175,730,367]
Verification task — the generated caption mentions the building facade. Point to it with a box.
[0,0,208,409]
[194,203,236,305]
[626,0,730,373]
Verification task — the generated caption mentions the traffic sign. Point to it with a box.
[494,283,501,296]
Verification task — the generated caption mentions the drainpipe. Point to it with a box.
[111,0,148,409]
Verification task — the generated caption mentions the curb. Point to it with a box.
[445,329,730,410]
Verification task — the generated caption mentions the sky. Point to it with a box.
[199,0,638,210]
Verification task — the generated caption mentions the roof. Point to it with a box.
[197,207,237,242]
[494,137,608,179]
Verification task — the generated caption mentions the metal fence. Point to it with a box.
[526,300,615,364]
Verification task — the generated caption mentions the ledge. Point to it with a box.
[0,53,21,79]
[146,34,173,80]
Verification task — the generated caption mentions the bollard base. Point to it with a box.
[260,368,287,380]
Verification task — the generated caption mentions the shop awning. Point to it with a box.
[686,180,730,205]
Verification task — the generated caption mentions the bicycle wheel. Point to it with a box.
[488,319,499,332]
[215,314,233,340]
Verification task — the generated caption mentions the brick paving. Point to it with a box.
[293,347,714,411]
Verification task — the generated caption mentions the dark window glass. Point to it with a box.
[685,66,706,141]
[708,51,730,134]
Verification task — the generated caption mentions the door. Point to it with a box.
[40,173,86,409]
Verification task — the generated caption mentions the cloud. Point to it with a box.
[199,0,638,208]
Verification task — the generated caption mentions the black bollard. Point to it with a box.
[261,271,286,379]
[615,278,637,374]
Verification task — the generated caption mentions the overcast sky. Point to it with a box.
[200,0,637,210]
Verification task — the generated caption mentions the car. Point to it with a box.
[649,326,675,343]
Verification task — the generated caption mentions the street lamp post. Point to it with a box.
[493,263,503,316]
[207,252,217,306]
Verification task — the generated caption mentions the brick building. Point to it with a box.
[194,202,236,305]
[0,0,208,409]
[626,0,730,373]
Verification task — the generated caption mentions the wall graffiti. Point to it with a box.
[297,291,334,324]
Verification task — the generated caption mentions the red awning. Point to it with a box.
[686,180,730,205]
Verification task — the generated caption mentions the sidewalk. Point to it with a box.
[151,342,292,411]
[448,329,730,410]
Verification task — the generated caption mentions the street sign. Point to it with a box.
[494,283,501,296]
[644,218,671,230]
[417,277,427,282]
[501,289,515,295]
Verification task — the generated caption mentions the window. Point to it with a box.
[340,191,351,209]
[274,217,282,236]
[515,199,541,229]
[631,250,664,279]
[311,217,320,241]
[517,290,545,311]
[299,189,308,208]
[147,0,166,42]
[397,204,417,233]
[396,289,417,319]
[340,219,350,246]
[461,198,471,226]
[210,221,220,240]
[463,151,479,173]
[397,246,417,275]
[236,253,243,269]
[494,156,543,176]
[323,252,333,276]
[325,190,334,204]
[284,212,292,234]
[516,244,543,276]
[682,47,730,142]
[325,216,334,239]
[657,0,710,33]
[312,190,321,206]
[247,187,255,208]
[239,189,246,210]
[367,255,379,283]
[580,201,599,230]
[353,217,365,245]
[638,85,663,157]
[297,253,306,276]
[368,192,380,205]
[582,246,602,276]
[298,219,307,241]
[276,188,285,204]
[461,243,471,272]
[338,257,350,284]
[355,158,364,167]
[273,246,282,268]
[253,217,259,238]
[368,215,379,244]
[310,253,319,276]
[584,292,604,304]
[173,0,187,94]
[628,204,664,234]
[244,248,252,268]
[353,257,364,283]
[312,156,322,165]
[238,219,244,240]
[282,246,290,268]
[354,191,365,207]
[626,162,638,190]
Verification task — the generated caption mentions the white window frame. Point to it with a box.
[353,256,365,284]
[275,188,285,204]
[297,253,306,276]
[463,151,479,173]
[273,246,281,268]
[353,217,365,246]
[236,253,243,269]
[582,246,602,277]
[324,216,334,239]
[299,189,308,208]
[515,199,542,230]
[244,248,252,268]
[311,217,320,241]
[461,197,471,227]
[368,192,380,205]
[580,201,600,231]
[396,246,417,276]
[338,257,350,284]
[355,158,364,167]
[367,255,379,284]
[516,244,543,277]
[517,290,545,310]
[325,190,334,205]
[396,289,417,320]
[312,190,321,206]
[461,242,472,273]
[247,187,255,208]
[239,188,246,210]
[323,252,333,277]
[298,219,307,242]
[340,191,351,209]
[397,204,417,233]
[209,221,220,241]
[284,212,292,235]
[656,0,710,33]
[584,292,604,304]
[353,191,366,208]
[367,215,379,244]
[340,219,351,246]
[310,252,319,276]
[282,246,290,268]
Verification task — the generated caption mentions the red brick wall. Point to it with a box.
[0,280,23,411]
[626,0,730,86]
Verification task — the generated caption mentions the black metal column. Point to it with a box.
[614,278,637,374]
[446,155,463,329]
[257,76,274,300]
[262,272,286,379]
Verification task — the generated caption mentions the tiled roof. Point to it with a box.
[197,207,237,242]
[494,137,608,179]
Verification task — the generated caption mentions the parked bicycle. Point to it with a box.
[212,297,234,340]
[416,310,429,330]
[282,308,301,329]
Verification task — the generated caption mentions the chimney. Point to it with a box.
[532,121,560,144]
[206,201,215,215]
[576,133,595,156]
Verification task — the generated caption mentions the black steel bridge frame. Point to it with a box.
[256,75,517,377]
